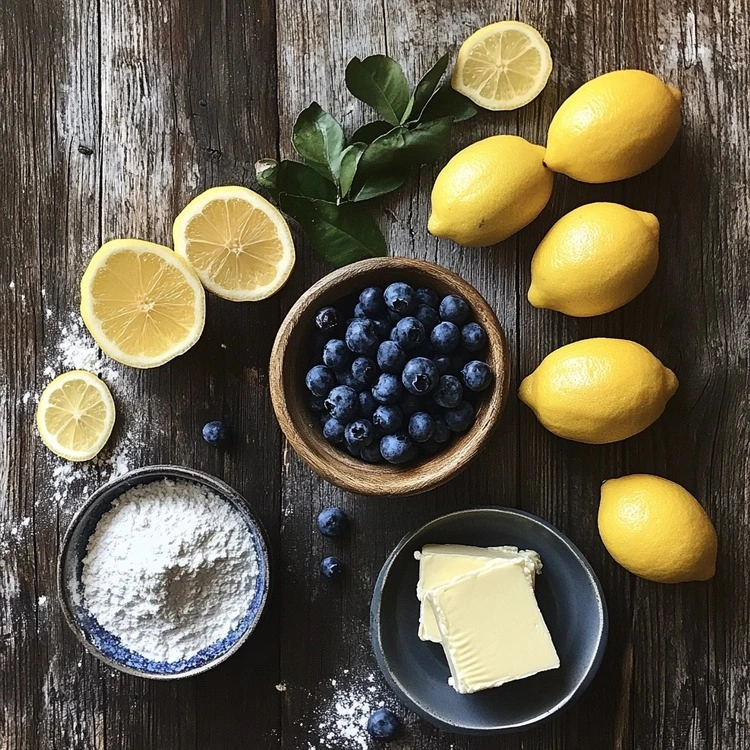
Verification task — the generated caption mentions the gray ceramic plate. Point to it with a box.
[57,465,270,679]
[370,507,607,734]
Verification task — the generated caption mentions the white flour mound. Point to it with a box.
[81,479,258,663]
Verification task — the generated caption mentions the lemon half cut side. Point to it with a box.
[80,239,206,369]
[36,370,116,462]
[452,21,553,111]
[173,185,296,302]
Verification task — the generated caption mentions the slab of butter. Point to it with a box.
[426,558,560,694]
[414,544,542,643]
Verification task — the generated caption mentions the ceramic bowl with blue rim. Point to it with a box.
[57,465,270,679]
[370,507,607,734]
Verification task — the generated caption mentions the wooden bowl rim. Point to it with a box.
[269,257,510,496]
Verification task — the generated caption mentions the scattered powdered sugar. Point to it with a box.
[80,479,259,663]
[310,672,407,749]
[48,312,120,383]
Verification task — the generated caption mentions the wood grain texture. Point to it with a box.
[1,0,748,748]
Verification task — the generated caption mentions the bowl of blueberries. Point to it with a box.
[270,257,509,496]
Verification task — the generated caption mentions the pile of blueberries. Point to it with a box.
[305,281,493,465]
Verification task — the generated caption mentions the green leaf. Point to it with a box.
[255,159,279,193]
[402,53,449,123]
[280,194,387,267]
[351,120,393,144]
[421,85,477,123]
[338,143,367,198]
[275,160,338,201]
[292,103,346,181]
[348,118,452,202]
[345,56,410,126]
[349,171,410,202]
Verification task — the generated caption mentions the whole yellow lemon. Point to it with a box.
[428,135,554,247]
[528,202,659,316]
[599,475,717,583]
[518,338,678,443]
[545,70,682,183]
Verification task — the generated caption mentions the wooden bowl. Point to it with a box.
[270,258,510,496]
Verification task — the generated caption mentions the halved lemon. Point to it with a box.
[80,239,206,369]
[173,186,296,301]
[452,21,553,111]
[36,370,116,461]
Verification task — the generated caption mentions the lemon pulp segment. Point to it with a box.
[452,22,552,111]
[173,186,295,301]
[36,370,116,461]
[80,239,206,369]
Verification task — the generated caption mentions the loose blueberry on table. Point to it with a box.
[320,555,345,579]
[304,282,494,465]
[316,507,348,537]
[367,708,401,741]
[202,420,230,447]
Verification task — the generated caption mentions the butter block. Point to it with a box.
[415,544,541,642]
[427,558,559,694]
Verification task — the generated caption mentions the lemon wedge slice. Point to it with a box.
[36,370,116,461]
[173,186,296,301]
[452,21,553,111]
[80,239,206,369]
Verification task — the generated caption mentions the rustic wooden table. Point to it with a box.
[1,0,748,748]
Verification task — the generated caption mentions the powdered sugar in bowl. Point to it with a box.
[58,465,270,679]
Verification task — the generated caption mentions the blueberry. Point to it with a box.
[462,360,493,392]
[317,507,348,537]
[384,282,416,314]
[367,708,401,741]
[372,373,403,404]
[399,394,424,418]
[322,417,345,444]
[344,419,374,451]
[202,420,230,447]
[433,355,451,375]
[439,295,470,324]
[380,432,418,464]
[402,357,439,396]
[372,404,403,434]
[444,400,475,432]
[353,302,367,318]
[461,322,486,352]
[323,339,351,371]
[310,395,327,412]
[360,442,383,463]
[315,306,339,332]
[345,319,379,355]
[325,385,359,422]
[392,316,425,350]
[408,411,434,442]
[358,390,377,418]
[430,321,460,353]
[305,365,337,397]
[377,340,407,374]
[432,417,451,443]
[415,287,439,309]
[320,555,345,579]
[359,286,386,316]
[433,374,463,408]
[414,304,440,332]
[351,356,377,390]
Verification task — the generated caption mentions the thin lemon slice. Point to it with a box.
[80,239,206,369]
[452,21,553,111]
[36,370,116,461]
[173,186,296,302]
